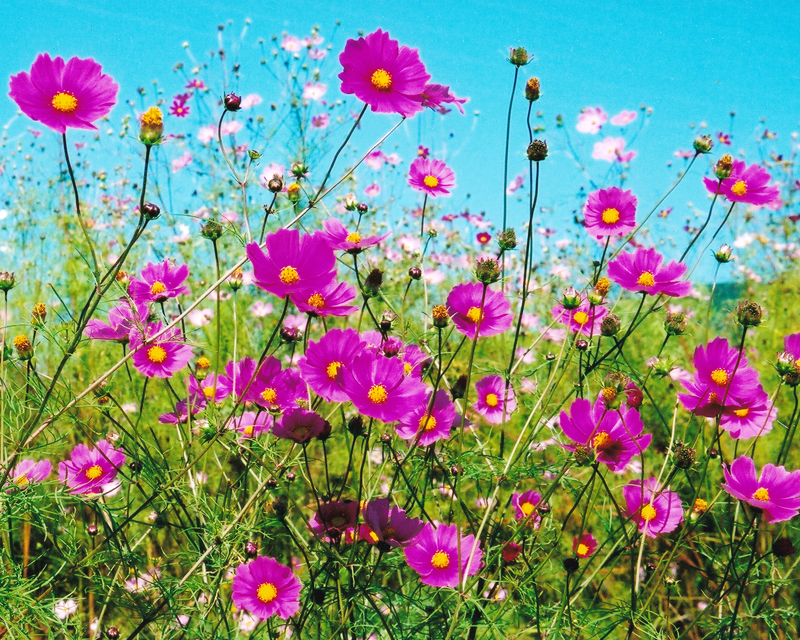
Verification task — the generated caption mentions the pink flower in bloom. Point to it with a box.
[559,397,651,473]
[418,83,469,115]
[297,328,365,402]
[10,459,52,488]
[231,556,301,620]
[551,296,608,335]
[247,229,337,299]
[320,218,389,254]
[291,279,358,317]
[186,79,205,90]
[171,152,193,173]
[311,113,329,129]
[396,389,457,445]
[607,247,692,297]
[363,498,424,547]
[217,357,265,401]
[717,132,731,146]
[610,110,637,126]
[365,150,387,169]
[447,283,513,339]
[702,160,781,206]
[309,48,327,60]
[623,478,684,538]
[228,411,272,440]
[364,183,381,197]
[722,456,800,523]
[576,106,608,134]
[404,523,483,587]
[272,408,328,443]
[506,174,525,195]
[240,94,263,109]
[281,36,302,52]
[584,187,637,239]
[220,120,242,136]
[338,29,431,118]
[719,387,776,440]
[408,158,456,197]
[592,137,636,162]
[474,375,516,424]
[58,440,126,495]
[251,367,304,413]
[129,324,194,379]
[129,259,190,304]
[197,125,216,144]
[340,351,427,423]
[573,533,598,558]
[302,82,327,101]
[476,232,491,245]
[9,54,118,133]
[512,490,543,526]
[169,93,190,117]
[84,300,149,342]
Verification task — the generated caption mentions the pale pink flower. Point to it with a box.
[302,82,327,101]
[311,113,329,129]
[592,137,637,163]
[610,110,637,126]
[576,106,608,134]
[281,35,302,52]
[385,153,402,165]
[364,183,381,197]
[240,94,263,109]
[197,126,215,143]
[506,174,525,195]
[365,150,387,170]
[187,308,214,327]
[309,48,327,60]
[250,301,274,317]
[171,152,193,173]
[220,120,243,136]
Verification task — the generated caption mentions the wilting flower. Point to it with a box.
[272,408,328,443]
[129,259,190,304]
[404,523,483,587]
[84,301,149,343]
[129,324,194,379]
[607,247,692,297]
[297,329,365,402]
[447,283,513,339]
[320,218,389,253]
[610,110,637,126]
[231,556,301,620]
[9,459,52,488]
[721,456,800,523]
[58,440,125,495]
[474,375,516,424]
[418,83,468,114]
[396,389,457,445]
[576,106,608,134]
[703,159,780,206]
[363,497,425,547]
[9,53,118,133]
[583,187,637,239]
[408,158,456,197]
[623,477,684,538]
[573,533,598,558]
[512,489,543,526]
[228,411,272,440]
[592,137,636,163]
[552,295,609,335]
[338,29,431,117]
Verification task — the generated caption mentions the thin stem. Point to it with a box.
[62,132,100,282]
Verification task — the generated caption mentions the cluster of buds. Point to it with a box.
[736,300,764,327]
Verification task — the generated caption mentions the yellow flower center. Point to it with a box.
[592,431,611,451]
[243,425,254,436]
[423,175,439,188]
[256,582,278,604]
[307,293,325,308]
[85,465,103,481]
[693,498,708,513]
[261,388,277,404]
[14,474,29,487]
[734,407,749,418]
[419,414,437,432]
[150,281,167,296]
[51,91,78,113]
[432,305,449,321]
[147,345,167,364]
[279,266,300,285]
[403,362,412,376]
[203,386,216,399]
[141,107,163,126]
[753,487,769,501]
[368,384,388,404]
[710,368,729,386]
[466,307,483,324]
[576,543,589,556]
[326,361,342,380]
[637,271,655,287]
[431,551,450,569]
[573,311,589,325]
[601,207,620,225]
[346,232,362,244]
[371,68,392,91]
[601,387,617,402]
[197,356,211,369]
[485,393,499,408]
[640,504,657,521]
[595,277,611,295]
[520,502,535,516]
[731,180,747,196]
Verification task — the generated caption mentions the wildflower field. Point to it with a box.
[1,19,800,640]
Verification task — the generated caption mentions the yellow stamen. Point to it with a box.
[14,474,29,487]
[243,425,254,436]
[734,407,749,418]
[346,231,362,244]
[307,293,325,308]
[601,207,620,225]
[573,311,589,325]
[256,583,278,604]
[576,543,589,556]
[485,393,499,407]
[595,277,611,295]
[85,465,103,481]
[592,431,611,451]
[261,388,277,404]
[368,384,388,404]
[279,266,299,285]
[466,307,483,324]
[601,387,616,402]
[150,281,167,296]
[640,504,657,521]
[370,68,392,91]
[51,92,78,113]
[710,368,729,386]
[423,175,439,189]
[147,345,167,364]
[753,487,769,501]
[637,271,655,287]
[693,498,708,514]
[431,551,450,569]
[141,107,163,126]
[326,361,342,380]
[368,530,380,543]
[419,414,437,432]
[731,180,747,196]
[520,502,535,516]
[203,386,216,399]
[432,305,449,321]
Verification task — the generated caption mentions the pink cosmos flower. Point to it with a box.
[592,137,636,162]
[610,110,637,126]
[717,132,731,146]
[272,408,328,443]
[476,232,491,245]
[58,440,126,495]
[364,183,381,197]
[363,498,424,547]
[447,283,513,339]
[197,125,216,144]
[559,397,651,473]
[281,36,302,52]
[291,279,358,317]
[302,82,327,101]
[404,523,483,587]
[169,93,190,117]
[396,389,457,445]
[338,29,431,118]
[551,296,608,335]
[247,229,337,299]
[251,367,304,413]
[623,477,684,538]
[365,150,387,169]
[573,533,598,558]
[408,158,456,197]
[129,260,190,304]
[231,556,301,620]
[311,113,329,129]
[186,79,206,90]
[722,456,800,523]
[297,328,365,402]
[474,375,516,424]
[129,324,194,379]
[320,218,389,254]
[576,106,608,134]
[240,94,263,109]
[171,152,194,173]
[9,54,118,133]
[10,459,52,488]
[512,489,543,526]
[607,247,692,297]
[719,386,776,440]
[418,83,469,115]
[702,160,780,206]
[221,120,243,136]
[506,174,525,195]
[84,300,149,342]
[228,411,272,440]
[584,187,637,239]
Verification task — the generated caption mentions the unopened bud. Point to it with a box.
[139,107,164,145]
[357,203,369,214]
[223,93,242,111]
[142,202,161,220]
[116,270,129,287]
[665,311,688,336]
[408,266,422,281]
[475,258,501,284]
[13,335,33,360]
[714,154,734,180]
[573,444,595,466]
[105,628,120,640]
[714,244,733,263]
[248,149,262,161]
[561,287,582,310]
[267,176,284,193]
[379,311,396,333]
[244,541,258,558]
[508,47,531,67]
[673,443,696,469]
[575,339,589,351]
[600,313,621,337]
[280,326,302,344]
[772,537,795,558]
[451,374,468,400]
[347,415,365,436]
[524,77,540,102]
[229,268,244,291]
[776,351,797,375]
[527,139,548,162]
[736,300,763,327]
[31,303,46,327]
[497,229,517,251]
[363,269,384,298]
[432,304,450,329]
[291,162,309,180]
[201,220,224,241]
[0,271,15,292]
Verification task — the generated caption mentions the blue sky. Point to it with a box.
[3,0,799,279]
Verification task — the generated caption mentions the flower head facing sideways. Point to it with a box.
[722,456,800,523]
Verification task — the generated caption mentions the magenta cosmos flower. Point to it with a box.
[512,489,543,526]
[607,247,691,298]
[447,283,513,339]
[129,324,193,379]
[703,159,780,206]
[320,218,389,254]
[719,386,776,440]
[396,389,457,445]
[9,54,118,134]
[408,158,456,197]
[559,397,651,473]
[10,459,52,488]
[678,337,762,417]
[623,477,684,538]
[297,329,365,402]
[247,229,336,299]
[474,375,516,424]
[128,260,190,305]
[722,456,800,523]
[290,279,358,317]
[552,296,608,336]
[228,411,272,440]
[573,533,598,558]
[338,29,431,118]
[231,556,301,620]
[340,351,427,423]
[404,523,483,587]
[584,187,637,239]
[84,300,149,343]
[58,440,125,495]
[272,408,328,443]
[363,497,425,547]
[419,83,468,115]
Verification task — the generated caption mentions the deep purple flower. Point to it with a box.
[607,247,691,297]
[512,490,543,526]
[474,375,516,424]
[338,29,431,118]
[703,159,781,206]
[9,54,118,133]
[84,301,149,343]
[58,440,126,495]
[447,283,513,339]
[128,260,190,305]
[408,158,456,197]
[396,389,456,445]
[290,279,359,317]
[583,187,637,239]
[10,459,52,487]
[272,408,328,443]
[722,456,800,523]
[418,83,468,115]
[559,397,651,473]
[309,500,359,539]
[247,229,336,299]
[623,477,684,538]
[231,556,301,620]
[551,295,608,335]
[363,497,425,547]
[320,218,389,254]
[129,324,193,379]
[297,329,365,402]
[404,523,483,587]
